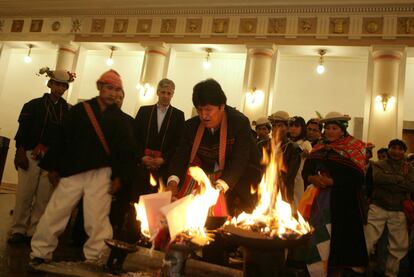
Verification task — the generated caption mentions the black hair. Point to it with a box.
[192,79,227,107]
[306,119,323,132]
[377,147,388,155]
[324,120,348,134]
[288,116,307,140]
[388,139,407,152]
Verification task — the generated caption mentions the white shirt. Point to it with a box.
[157,104,169,132]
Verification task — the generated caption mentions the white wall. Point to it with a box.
[168,52,247,119]
[76,50,145,117]
[272,56,369,135]
[0,48,57,184]
[403,58,414,121]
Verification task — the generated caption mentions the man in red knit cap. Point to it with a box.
[29,70,136,269]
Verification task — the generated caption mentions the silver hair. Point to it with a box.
[157,78,175,90]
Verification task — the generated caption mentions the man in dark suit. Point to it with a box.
[134,78,185,197]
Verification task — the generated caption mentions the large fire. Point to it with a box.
[227,137,311,239]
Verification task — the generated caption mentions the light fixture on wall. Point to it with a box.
[24,44,33,64]
[375,94,396,111]
[316,49,326,74]
[202,48,212,70]
[106,46,116,66]
[246,87,264,105]
[136,82,155,97]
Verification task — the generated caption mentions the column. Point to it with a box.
[137,42,169,106]
[55,43,78,71]
[55,43,79,101]
[364,46,406,149]
[242,44,277,121]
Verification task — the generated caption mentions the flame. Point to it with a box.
[159,166,220,245]
[150,173,157,187]
[158,178,165,193]
[183,166,220,241]
[134,202,150,238]
[229,128,311,238]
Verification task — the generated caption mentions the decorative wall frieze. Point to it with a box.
[0,9,413,45]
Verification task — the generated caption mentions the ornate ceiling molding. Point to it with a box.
[0,3,413,46]
[0,4,413,17]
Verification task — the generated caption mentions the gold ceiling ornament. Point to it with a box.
[71,18,81,33]
[268,18,285,34]
[91,19,105,32]
[114,19,128,33]
[137,19,152,33]
[213,18,228,33]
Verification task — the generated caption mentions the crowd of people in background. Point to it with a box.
[6,67,414,277]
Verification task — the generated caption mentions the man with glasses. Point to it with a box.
[29,70,136,269]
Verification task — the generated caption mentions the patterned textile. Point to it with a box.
[177,164,228,216]
[306,188,332,277]
[311,135,366,173]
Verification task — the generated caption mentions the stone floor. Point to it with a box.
[0,192,243,277]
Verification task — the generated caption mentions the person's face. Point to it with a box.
[307,123,321,142]
[49,80,68,98]
[157,86,174,107]
[272,122,288,139]
[377,151,388,160]
[288,123,302,139]
[388,145,405,161]
[98,83,122,107]
[114,91,124,109]
[324,124,344,142]
[196,104,224,129]
[256,125,270,140]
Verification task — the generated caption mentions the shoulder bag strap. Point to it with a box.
[82,102,111,156]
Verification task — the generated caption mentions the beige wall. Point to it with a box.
[168,52,247,119]
[404,58,414,122]
[273,56,369,134]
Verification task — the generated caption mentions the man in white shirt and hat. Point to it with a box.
[8,67,75,244]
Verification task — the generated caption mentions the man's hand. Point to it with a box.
[48,171,60,187]
[166,180,178,197]
[31,144,48,160]
[141,156,155,168]
[153,157,165,168]
[109,178,121,195]
[14,148,29,170]
[308,175,333,188]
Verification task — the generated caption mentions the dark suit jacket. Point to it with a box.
[134,104,185,183]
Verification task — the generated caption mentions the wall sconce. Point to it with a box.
[375,94,396,111]
[24,44,33,64]
[316,49,326,75]
[246,87,264,105]
[202,48,212,70]
[136,82,155,97]
[106,46,116,66]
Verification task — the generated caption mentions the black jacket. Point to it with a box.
[134,104,185,180]
[15,93,70,150]
[41,97,136,180]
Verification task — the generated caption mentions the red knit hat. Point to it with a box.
[97,70,123,90]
